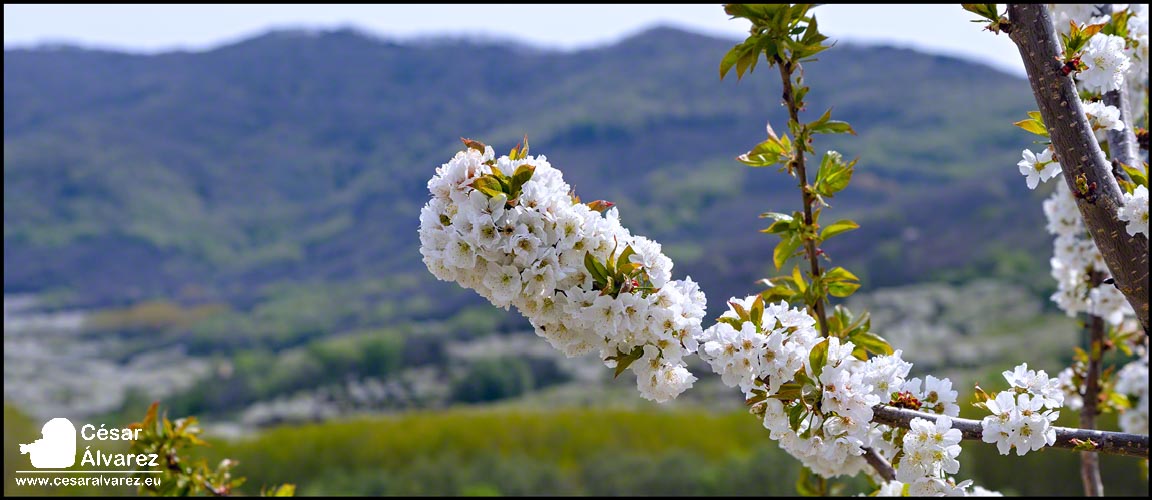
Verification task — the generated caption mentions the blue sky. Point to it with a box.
[3,4,1024,75]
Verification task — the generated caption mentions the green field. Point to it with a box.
[9,403,1144,497]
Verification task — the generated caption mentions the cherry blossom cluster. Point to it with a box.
[697,298,1000,493]
[1042,182,1134,324]
[419,143,706,402]
[1126,4,1150,113]
[1056,365,1086,412]
[1114,353,1149,435]
[1119,185,1149,238]
[979,363,1063,456]
[873,478,1003,497]
[892,416,967,495]
[1082,100,1127,142]
[1051,4,1147,99]
[696,298,877,477]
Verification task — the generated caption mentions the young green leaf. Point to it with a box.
[751,294,766,328]
[792,265,807,294]
[1120,162,1148,188]
[820,219,859,241]
[823,266,860,298]
[827,281,861,298]
[471,176,505,199]
[810,120,856,135]
[729,299,750,322]
[809,109,855,135]
[608,345,646,378]
[823,266,859,283]
[1013,112,1049,137]
[739,137,790,167]
[616,244,638,271]
[809,338,829,379]
[961,4,1001,22]
[787,401,806,431]
[773,235,802,270]
[584,252,608,285]
[509,163,536,199]
[847,330,893,357]
[813,151,856,197]
[720,44,744,80]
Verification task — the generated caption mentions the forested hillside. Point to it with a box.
[3,26,1061,426]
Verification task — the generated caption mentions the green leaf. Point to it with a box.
[604,239,621,279]
[717,317,746,331]
[961,4,1000,22]
[820,219,859,241]
[794,85,809,105]
[823,266,859,283]
[760,37,779,63]
[759,283,798,304]
[801,14,820,42]
[773,235,802,270]
[808,109,854,135]
[719,45,742,80]
[509,163,536,198]
[809,107,833,129]
[728,299,750,322]
[847,330,893,357]
[616,244,637,272]
[792,265,807,294]
[787,401,806,431]
[1120,162,1148,188]
[761,220,793,234]
[1111,391,1134,410]
[609,346,646,378]
[1013,115,1049,137]
[813,151,856,197]
[809,338,829,378]
[811,120,855,135]
[1103,9,1133,37]
[470,176,505,199]
[750,294,765,328]
[738,137,790,167]
[827,281,861,298]
[824,266,861,298]
[584,252,608,285]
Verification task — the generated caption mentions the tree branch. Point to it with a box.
[861,446,896,482]
[776,58,830,337]
[1104,86,1140,173]
[1006,3,1150,333]
[1080,290,1106,496]
[871,404,1149,459]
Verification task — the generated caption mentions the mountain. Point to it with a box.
[3,25,1048,313]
